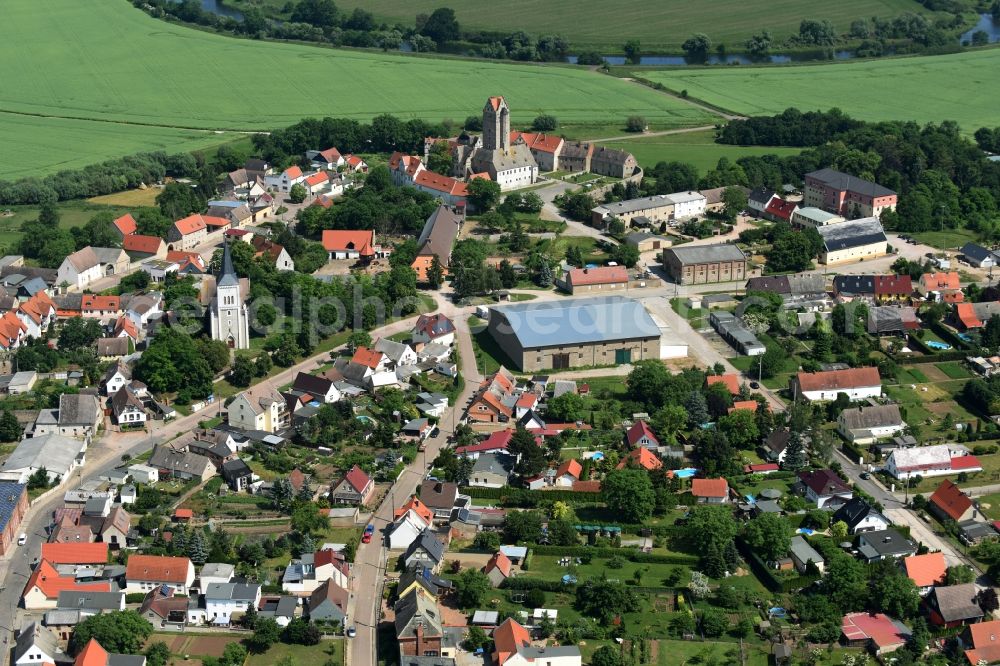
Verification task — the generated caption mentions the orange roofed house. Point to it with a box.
[40,542,108,567]
[561,266,629,295]
[167,215,208,251]
[73,637,144,666]
[322,230,377,262]
[960,619,1000,665]
[22,559,112,610]
[111,213,137,240]
[790,367,881,402]
[903,551,947,593]
[706,374,741,396]
[917,271,964,303]
[928,479,975,523]
[123,234,167,261]
[125,554,195,594]
[413,170,470,208]
[493,617,582,666]
[617,447,663,472]
[510,131,564,172]
[691,478,730,504]
[467,367,517,423]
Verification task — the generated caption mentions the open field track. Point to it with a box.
[636,48,1000,130]
[236,0,932,52]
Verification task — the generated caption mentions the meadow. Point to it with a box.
[600,129,803,173]
[235,0,930,52]
[0,0,714,178]
[635,48,1000,130]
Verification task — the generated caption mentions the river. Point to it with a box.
[960,12,1000,44]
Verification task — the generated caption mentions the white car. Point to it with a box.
[347,626,357,638]
[17,534,27,546]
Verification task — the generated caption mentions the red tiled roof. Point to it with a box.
[929,479,972,521]
[965,620,1000,665]
[322,230,375,255]
[487,96,505,111]
[283,166,303,179]
[841,612,909,649]
[173,508,193,519]
[312,195,334,209]
[572,480,602,492]
[492,617,531,666]
[920,271,961,291]
[351,346,384,369]
[122,234,163,254]
[24,560,111,600]
[0,311,26,348]
[344,464,371,494]
[691,478,729,498]
[484,550,512,578]
[626,420,659,447]
[510,131,564,154]
[114,316,138,340]
[474,390,512,418]
[795,367,880,393]
[345,155,366,168]
[319,147,342,162]
[81,295,120,312]
[113,214,137,236]
[201,215,230,228]
[764,198,797,220]
[125,554,192,584]
[75,638,110,666]
[706,374,740,395]
[41,542,108,565]
[874,274,913,296]
[414,170,468,196]
[515,393,537,409]
[304,172,329,187]
[456,430,513,455]
[567,266,628,286]
[729,400,759,414]
[903,552,946,588]
[744,463,779,473]
[173,215,208,236]
[951,455,982,470]
[616,447,662,471]
[394,497,433,525]
[314,548,350,576]
[556,459,582,480]
[956,303,983,329]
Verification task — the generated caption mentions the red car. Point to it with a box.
[362,524,375,543]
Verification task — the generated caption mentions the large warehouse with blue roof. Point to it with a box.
[486,296,663,371]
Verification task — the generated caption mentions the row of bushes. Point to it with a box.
[461,486,603,504]
[840,440,869,464]
[528,544,696,565]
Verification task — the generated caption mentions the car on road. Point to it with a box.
[17,534,26,546]
[429,426,440,438]
[362,524,375,543]
[347,626,357,638]
[749,381,760,389]
[860,472,870,480]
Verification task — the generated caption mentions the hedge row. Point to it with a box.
[930,321,973,351]
[529,544,696,565]
[462,486,603,505]
[840,441,866,464]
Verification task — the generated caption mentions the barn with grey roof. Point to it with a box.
[661,243,747,285]
[486,296,661,371]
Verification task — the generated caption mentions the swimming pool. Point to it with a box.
[797,528,815,536]
[958,333,972,342]
[674,468,698,479]
[356,415,375,424]
[926,341,952,350]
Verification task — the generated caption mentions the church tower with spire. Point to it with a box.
[209,241,250,349]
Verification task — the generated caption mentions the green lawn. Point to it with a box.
[637,49,1000,131]
[976,492,1000,520]
[524,554,698,585]
[895,366,929,384]
[0,201,140,253]
[1,0,714,178]
[936,361,972,379]
[233,0,932,52]
[247,640,344,666]
[910,227,981,250]
[600,129,803,173]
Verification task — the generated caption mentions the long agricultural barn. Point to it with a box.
[486,296,661,371]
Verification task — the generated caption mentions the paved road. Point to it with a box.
[0,306,427,663]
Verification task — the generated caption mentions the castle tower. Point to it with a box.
[482,96,510,153]
[209,240,250,349]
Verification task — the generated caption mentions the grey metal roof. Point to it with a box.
[206,582,260,602]
[789,535,823,565]
[259,595,297,618]
[806,168,896,198]
[404,528,446,564]
[56,590,123,611]
[663,243,746,265]
[14,622,59,663]
[858,529,915,557]
[59,393,101,427]
[931,583,983,622]
[107,656,147,666]
[961,242,997,263]
[794,207,841,225]
[2,434,84,477]
[417,205,462,265]
[472,452,514,477]
[490,295,660,349]
[817,217,886,252]
[201,563,235,579]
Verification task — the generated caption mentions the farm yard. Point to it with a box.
[232,0,935,53]
[635,48,1000,131]
[1,0,713,179]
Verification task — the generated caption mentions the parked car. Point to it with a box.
[860,472,871,480]
[347,626,357,638]
[17,534,26,546]
[362,524,375,543]
[749,381,760,389]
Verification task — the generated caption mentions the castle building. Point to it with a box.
[455,97,538,191]
[209,242,250,349]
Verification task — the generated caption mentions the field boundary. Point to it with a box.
[0,108,264,136]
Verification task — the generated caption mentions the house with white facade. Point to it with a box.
[837,404,905,444]
[266,165,307,193]
[194,582,261,626]
[884,444,983,480]
[227,385,286,433]
[790,367,882,402]
[281,549,350,596]
[56,247,130,291]
[125,554,195,594]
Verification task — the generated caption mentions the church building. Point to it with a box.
[455,97,538,191]
[209,241,250,349]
